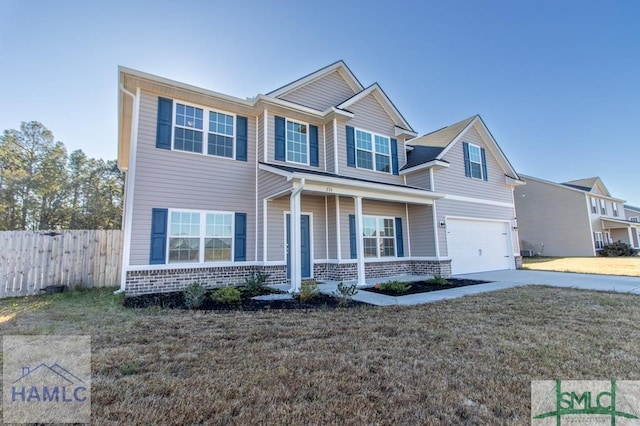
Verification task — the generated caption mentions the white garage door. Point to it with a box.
[446,218,513,275]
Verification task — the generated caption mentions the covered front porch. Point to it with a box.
[601,218,640,248]
[259,163,446,292]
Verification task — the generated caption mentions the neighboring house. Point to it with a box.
[514,175,639,256]
[117,61,523,295]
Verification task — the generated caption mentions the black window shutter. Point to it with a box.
[156,98,173,150]
[309,124,319,166]
[349,214,357,259]
[346,126,356,167]
[275,116,286,161]
[149,208,168,264]
[462,141,471,177]
[236,116,248,161]
[391,138,399,175]
[480,147,488,181]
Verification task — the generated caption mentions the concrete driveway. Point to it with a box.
[456,269,640,294]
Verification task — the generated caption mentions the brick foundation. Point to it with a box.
[313,259,452,282]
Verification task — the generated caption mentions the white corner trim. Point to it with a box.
[263,109,268,163]
[444,194,515,208]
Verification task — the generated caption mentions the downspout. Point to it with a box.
[115,84,139,294]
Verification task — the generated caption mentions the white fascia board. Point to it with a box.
[337,84,414,132]
[436,116,478,159]
[119,66,254,107]
[505,176,526,186]
[399,160,450,175]
[254,95,326,117]
[303,182,436,205]
[395,126,417,138]
[267,61,363,98]
[258,163,294,178]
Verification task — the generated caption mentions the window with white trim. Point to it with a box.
[590,198,597,214]
[168,210,233,263]
[362,216,395,257]
[630,217,639,223]
[467,143,483,179]
[599,199,607,215]
[594,232,604,249]
[355,129,391,173]
[173,102,236,158]
[286,119,308,164]
[612,203,619,217]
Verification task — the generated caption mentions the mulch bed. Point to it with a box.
[123,288,366,311]
[363,278,491,296]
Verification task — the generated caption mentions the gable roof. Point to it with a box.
[401,115,520,180]
[624,204,640,212]
[522,174,625,202]
[336,83,416,134]
[266,60,364,98]
[562,177,611,197]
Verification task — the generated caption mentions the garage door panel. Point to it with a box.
[447,219,513,275]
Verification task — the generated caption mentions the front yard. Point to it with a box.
[2,286,640,424]
[522,256,640,276]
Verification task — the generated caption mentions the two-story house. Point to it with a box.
[117,61,523,295]
[514,175,638,256]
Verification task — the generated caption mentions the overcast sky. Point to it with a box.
[1,0,638,204]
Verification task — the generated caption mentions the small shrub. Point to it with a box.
[183,282,207,309]
[211,286,242,304]
[300,280,319,302]
[377,280,411,294]
[600,241,638,257]
[426,276,449,285]
[333,282,358,306]
[243,270,271,296]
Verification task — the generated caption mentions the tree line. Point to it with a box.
[0,121,124,230]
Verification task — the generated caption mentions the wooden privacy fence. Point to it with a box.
[0,230,123,298]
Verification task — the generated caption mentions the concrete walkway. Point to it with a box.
[316,270,640,307]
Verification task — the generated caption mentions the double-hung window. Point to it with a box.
[362,216,396,257]
[168,210,233,263]
[594,232,604,249]
[173,102,236,159]
[355,129,391,173]
[286,119,308,164]
[599,199,607,215]
[467,143,483,179]
[590,198,597,214]
[612,203,619,217]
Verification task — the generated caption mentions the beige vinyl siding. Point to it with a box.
[405,171,432,190]
[436,199,518,257]
[408,204,436,256]
[325,121,335,173]
[434,127,513,204]
[129,91,257,265]
[257,171,292,262]
[264,195,328,262]
[336,94,407,185]
[338,198,409,259]
[514,178,594,256]
[624,207,640,222]
[279,70,357,111]
[326,196,337,258]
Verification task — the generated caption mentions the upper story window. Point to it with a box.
[362,216,396,257]
[590,198,597,214]
[599,199,607,215]
[463,142,488,181]
[630,217,639,223]
[155,97,247,161]
[286,120,308,164]
[168,210,233,263]
[355,129,391,173]
[612,203,619,217]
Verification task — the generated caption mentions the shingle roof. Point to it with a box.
[408,115,477,148]
[563,177,599,190]
[401,146,446,170]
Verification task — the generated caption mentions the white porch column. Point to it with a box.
[289,188,302,293]
[354,196,366,286]
[628,227,634,247]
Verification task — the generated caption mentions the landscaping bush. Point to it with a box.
[300,280,319,302]
[333,282,358,306]
[426,276,449,285]
[243,270,271,296]
[600,241,638,257]
[183,282,207,309]
[376,280,411,294]
[211,287,242,304]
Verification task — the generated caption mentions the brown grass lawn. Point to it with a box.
[522,256,640,276]
[2,287,640,424]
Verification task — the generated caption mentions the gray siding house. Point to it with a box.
[515,175,639,256]
[118,61,524,295]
